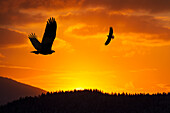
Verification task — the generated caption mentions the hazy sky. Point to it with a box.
[0,0,170,93]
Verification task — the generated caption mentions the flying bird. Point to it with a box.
[105,27,114,45]
[28,17,57,55]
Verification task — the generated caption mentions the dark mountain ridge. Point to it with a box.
[0,89,170,113]
[0,76,47,105]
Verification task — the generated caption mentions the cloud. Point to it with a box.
[0,0,46,26]
[82,0,170,13]
[0,53,5,58]
[119,33,170,46]
[1,0,169,25]
[0,64,59,72]
[1,0,169,13]
[1,0,170,47]
[156,83,170,91]
[0,11,45,26]
[0,64,33,70]
[53,38,74,52]
[0,28,28,48]
[130,68,157,73]
[65,11,169,33]
[60,10,170,41]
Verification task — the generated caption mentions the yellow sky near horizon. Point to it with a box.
[0,0,170,93]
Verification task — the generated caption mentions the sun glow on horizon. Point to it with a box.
[75,87,84,91]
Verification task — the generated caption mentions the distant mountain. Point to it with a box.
[0,89,170,113]
[0,76,47,105]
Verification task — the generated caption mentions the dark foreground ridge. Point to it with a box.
[0,89,170,113]
[0,76,46,105]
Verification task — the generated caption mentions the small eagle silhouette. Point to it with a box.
[28,17,57,55]
[105,27,114,45]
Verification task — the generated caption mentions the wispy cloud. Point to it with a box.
[156,83,170,91]
[1,0,170,45]
[0,64,33,70]
[130,68,157,73]
[53,38,74,52]
[0,64,67,74]
[0,28,28,48]
[59,10,170,43]
[120,33,170,47]
[0,53,5,58]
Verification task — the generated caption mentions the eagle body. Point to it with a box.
[28,17,57,55]
[105,27,114,45]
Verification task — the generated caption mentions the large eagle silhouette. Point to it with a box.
[28,17,57,55]
[105,27,114,45]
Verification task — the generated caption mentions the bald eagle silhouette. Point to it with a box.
[28,17,57,55]
[105,27,114,45]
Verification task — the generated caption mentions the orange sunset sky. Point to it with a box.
[0,0,170,93]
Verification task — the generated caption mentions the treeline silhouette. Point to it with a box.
[0,89,170,113]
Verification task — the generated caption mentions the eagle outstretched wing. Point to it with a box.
[41,17,57,51]
[28,33,41,51]
[105,37,111,45]
[109,27,113,36]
